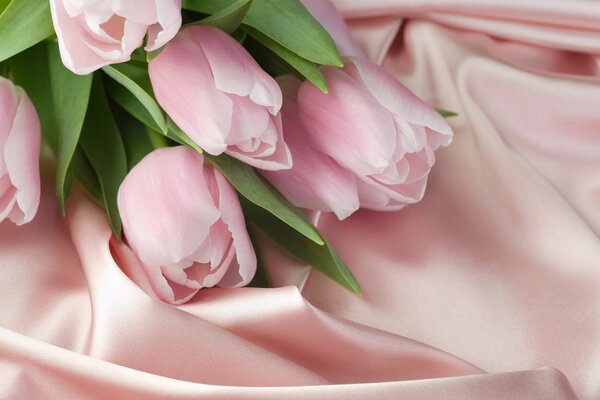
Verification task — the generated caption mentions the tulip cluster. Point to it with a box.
[0,0,454,304]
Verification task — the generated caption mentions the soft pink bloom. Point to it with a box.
[49,0,182,74]
[149,25,292,171]
[298,58,453,212]
[117,146,256,304]
[262,77,359,220]
[0,78,41,226]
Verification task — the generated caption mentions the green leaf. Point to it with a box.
[106,77,162,132]
[244,27,328,93]
[246,224,270,288]
[102,64,167,134]
[8,42,58,150]
[0,0,11,14]
[206,153,324,245]
[48,42,93,213]
[436,108,458,118]
[72,147,103,202]
[111,101,155,170]
[242,198,361,294]
[183,0,342,67]
[79,76,128,238]
[195,0,252,34]
[0,0,54,62]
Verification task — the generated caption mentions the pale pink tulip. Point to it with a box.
[117,146,256,304]
[298,57,453,211]
[0,78,41,226]
[149,25,292,171]
[262,76,359,220]
[49,0,182,74]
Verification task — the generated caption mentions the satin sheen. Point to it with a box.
[1,1,600,399]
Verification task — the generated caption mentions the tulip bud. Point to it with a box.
[0,77,41,226]
[49,0,182,74]
[117,146,256,304]
[262,76,360,220]
[298,57,453,211]
[149,25,292,171]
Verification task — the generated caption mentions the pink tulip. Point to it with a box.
[0,78,41,226]
[298,58,453,211]
[262,76,359,220]
[49,0,182,74]
[117,146,256,304]
[149,25,292,171]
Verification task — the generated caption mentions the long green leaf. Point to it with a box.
[244,27,328,93]
[72,147,103,201]
[196,0,252,34]
[206,153,324,245]
[111,101,155,170]
[0,0,54,62]
[183,0,342,67]
[48,42,93,213]
[79,76,128,238]
[8,42,58,150]
[102,64,167,134]
[242,198,361,294]
[246,224,270,288]
[105,77,162,132]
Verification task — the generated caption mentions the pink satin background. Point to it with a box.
[2,1,600,399]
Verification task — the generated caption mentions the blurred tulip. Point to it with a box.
[0,77,41,226]
[49,0,182,74]
[298,57,453,211]
[149,25,292,171]
[117,146,256,304]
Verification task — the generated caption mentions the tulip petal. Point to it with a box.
[263,98,360,220]
[0,79,18,168]
[118,147,221,268]
[0,175,17,222]
[50,0,120,74]
[210,168,256,287]
[112,0,157,25]
[4,88,41,225]
[227,94,271,145]
[226,114,293,171]
[145,0,182,51]
[347,57,454,139]
[359,174,429,210]
[187,26,282,113]
[149,35,233,155]
[298,66,397,176]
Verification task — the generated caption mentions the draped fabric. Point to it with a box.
[2,1,599,398]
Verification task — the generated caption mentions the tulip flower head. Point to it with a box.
[49,0,182,74]
[0,77,41,226]
[117,146,256,304]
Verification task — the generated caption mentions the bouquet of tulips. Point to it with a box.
[0,0,453,304]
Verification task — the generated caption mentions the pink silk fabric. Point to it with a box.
[2,1,600,399]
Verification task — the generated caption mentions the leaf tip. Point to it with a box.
[436,108,459,118]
